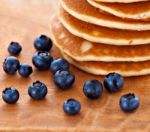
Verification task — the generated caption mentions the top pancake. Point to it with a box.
[88,0,150,20]
[94,0,148,3]
[61,0,150,31]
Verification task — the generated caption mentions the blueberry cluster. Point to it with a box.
[2,81,48,104]
[63,73,139,115]
[2,35,75,103]
[2,35,54,103]
[4,42,33,77]
[2,35,140,115]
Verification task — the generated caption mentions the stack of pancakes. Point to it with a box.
[50,0,150,76]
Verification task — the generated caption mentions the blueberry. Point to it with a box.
[50,58,70,74]
[18,64,33,77]
[2,87,19,104]
[32,51,53,70]
[120,93,140,112]
[104,72,124,92]
[3,56,20,75]
[34,35,53,51]
[83,80,103,99]
[8,42,22,55]
[28,81,48,100]
[63,99,81,115]
[54,70,75,90]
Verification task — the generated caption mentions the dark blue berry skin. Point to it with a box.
[32,51,53,70]
[54,70,75,90]
[104,73,124,93]
[83,80,103,99]
[8,42,22,55]
[28,81,48,100]
[18,64,33,77]
[2,87,19,104]
[63,99,81,115]
[34,35,53,51]
[3,56,20,75]
[50,58,70,74]
[120,93,140,112]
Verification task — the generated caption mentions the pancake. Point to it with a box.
[50,16,150,62]
[62,52,150,77]
[60,0,150,31]
[94,0,148,3]
[88,0,150,20]
[59,8,150,45]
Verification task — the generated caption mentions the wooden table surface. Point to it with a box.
[0,0,150,132]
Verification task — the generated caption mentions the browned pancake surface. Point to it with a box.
[94,0,148,3]
[61,0,150,24]
[62,52,150,76]
[59,8,150,45]
[51,16,150,62]
[69,57,150,72]
[94,0,150,16]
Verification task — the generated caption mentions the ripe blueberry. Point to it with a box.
[120,93,140,112]
[104,73,124,92]
[2,87,19,104]
[28,81,48,100]
[8,42,22,55]
[63,99,81,115]
[3,56,20,75]
[34,35,53,51]
[18,64,33,77]
[54,70,75,90]
[83,80,103,99]
[32,51,53,70]
[50,58,70,74]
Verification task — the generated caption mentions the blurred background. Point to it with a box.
[0,0,58,27]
